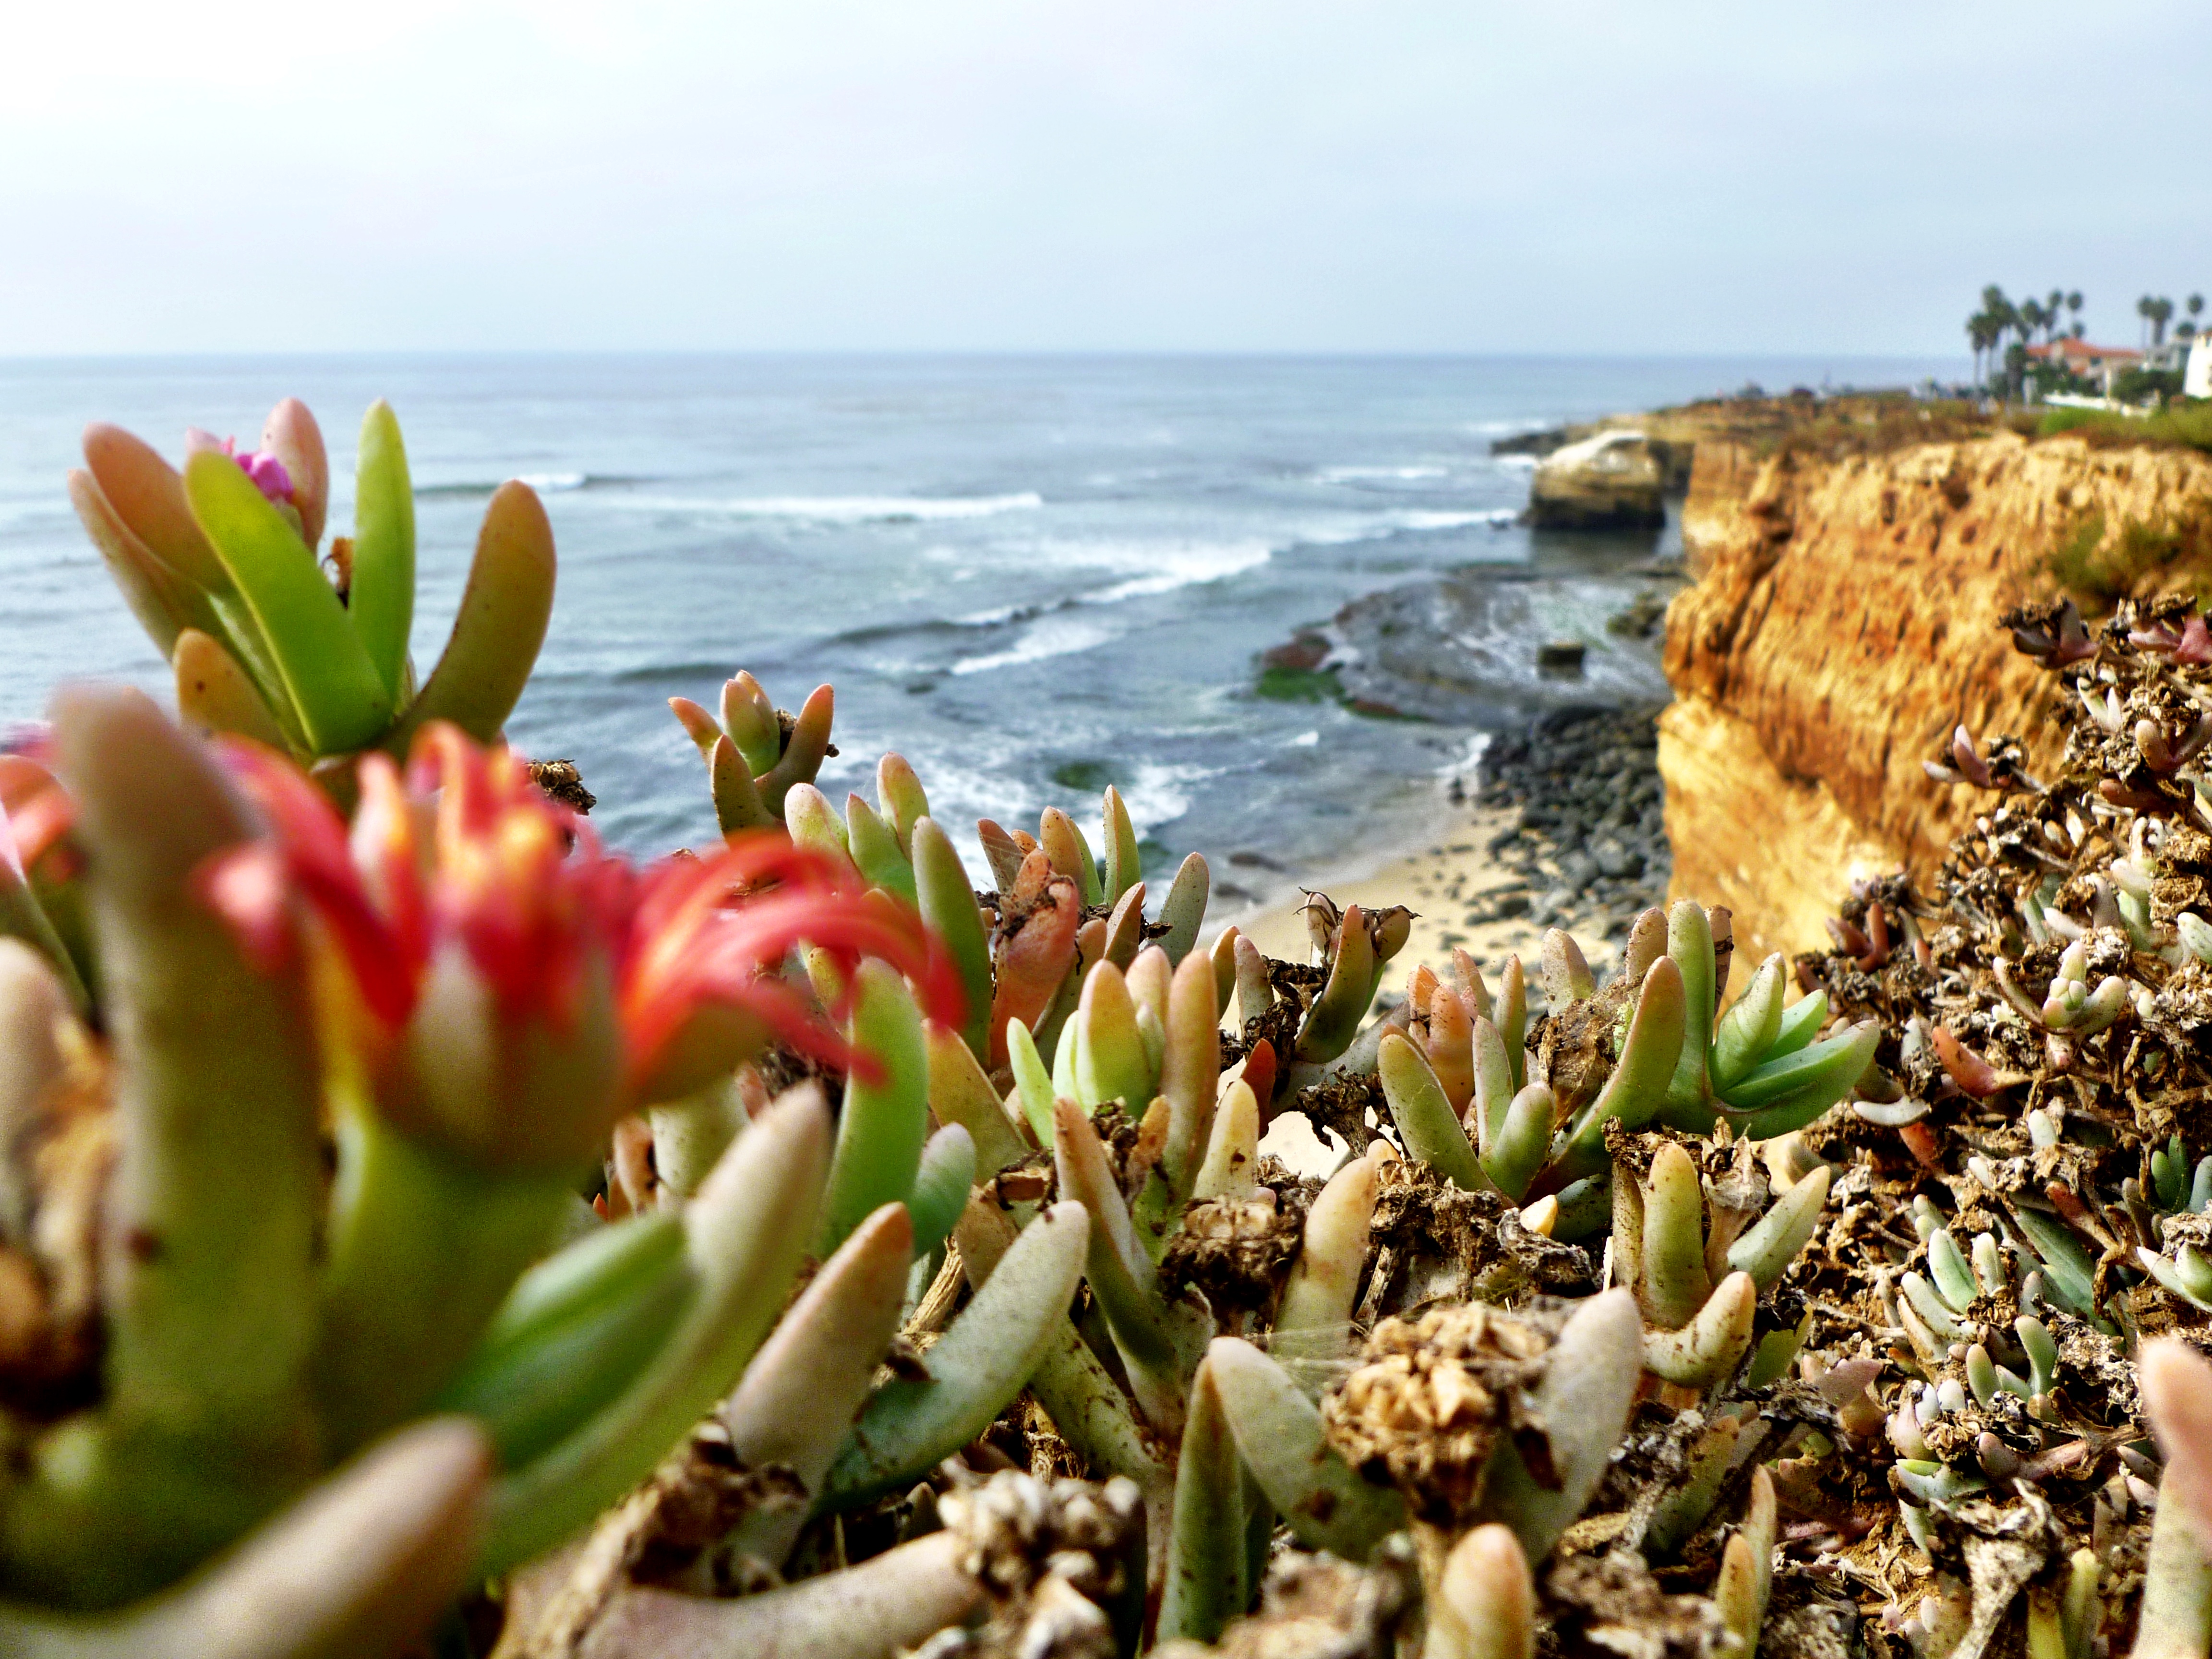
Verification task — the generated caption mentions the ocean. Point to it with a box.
[0,353,1952,906]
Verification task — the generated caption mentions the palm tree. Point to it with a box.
[2140,295,2155,349]
[1965,310,2007,391]
[2045,289,2065,341]
[2152,297,2176,347]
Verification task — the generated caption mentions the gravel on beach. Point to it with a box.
[1453,701,1672,940]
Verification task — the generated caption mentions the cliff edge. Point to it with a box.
[1659,425,2212,966]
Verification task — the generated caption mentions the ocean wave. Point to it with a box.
[607,491,1044,525]
[1315,464,1449,483]
[414,471,601,498]
[1070,539,1274,603]
[1116,762,1212,834]
[955,600,1049,628]
[1390,508,1518,531]
[1290,507,1516,548]
[950,614,1118,677]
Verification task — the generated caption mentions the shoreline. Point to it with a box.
[1226,698,1671,983]
[1233,699,1672,1179]
[1227,799,1612,980]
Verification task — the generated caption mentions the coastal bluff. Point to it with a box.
[1658,422,2212,966]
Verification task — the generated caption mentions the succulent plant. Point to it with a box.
[670,672,840,834]
[47,405,2212,1658]
[1371,903,1874,1251]
[0,693,968,1641]
[1612,1137,1827,1390]
[70,400,555,773]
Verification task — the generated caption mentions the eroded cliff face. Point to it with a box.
[1659,429,2212,967]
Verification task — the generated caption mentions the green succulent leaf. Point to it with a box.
[1766,989,1829,1060]
[719,1203,913,1571]
[905,1125,976,1262]
[912,818,993,1059]
[1709,954,1786,1094]
[820,1201,1089,1509]
[383,482,553,751]
[844,795,916,905]
[819,963,930,1256]
[348,401,416,702]
[1378,1033,1487,1193]
[1102,785,1142,905]
[430,1209,694,1468]
[1716,1021,1878,1138]
[183,451,393,755]
[1159,1357,1248,1645]
[480,1087,829,1574]
[1208,1337,1406,1562]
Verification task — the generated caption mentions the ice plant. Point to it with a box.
[670,671,839,833]
[0,691,975,1637]
[203,721,963,1165]
[70,399,555,768]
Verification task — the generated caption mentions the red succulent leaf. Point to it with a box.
[1931,1025,2007,1098]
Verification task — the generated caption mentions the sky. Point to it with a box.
[1,0,2206,357]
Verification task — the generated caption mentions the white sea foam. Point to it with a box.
[1389,508,1516,531]
[1289,507,1514,547]
[1315,464,1449,483]
[950,614,1118,676]
[518,471,589,492]
[1082,540,1273,603]
[1115,761,1215,835]
[611,491,1043,525]
[998,537,1274,604]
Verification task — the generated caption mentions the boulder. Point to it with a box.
[1529,432,1665,532]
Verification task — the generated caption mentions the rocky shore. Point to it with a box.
[1459,702,1671,938]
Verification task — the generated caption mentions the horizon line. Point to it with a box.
[0,345,1972,366]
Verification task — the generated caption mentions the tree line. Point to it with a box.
[1964,286,2205,395]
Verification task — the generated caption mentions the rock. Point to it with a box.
[1261,631,1332,673]
[1529,432,1665,532]
[1537,639,1587,675]
[1605,589,1672,639]
[1660,427,2212,965]
[1595,842,1645,880]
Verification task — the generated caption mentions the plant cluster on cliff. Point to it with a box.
[7,395,2212,1659]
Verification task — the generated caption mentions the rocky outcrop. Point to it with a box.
[1529,433,1664,531]
[1495,401,1786,493]
[1659,429,2212,967]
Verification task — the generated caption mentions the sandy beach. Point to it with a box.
[1227,800,1623,985]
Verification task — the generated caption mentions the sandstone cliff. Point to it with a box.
[1659,428,2212,967]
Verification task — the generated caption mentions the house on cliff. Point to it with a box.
[2026,337,2142,395]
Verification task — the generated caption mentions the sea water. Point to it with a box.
[0,353,1950,899]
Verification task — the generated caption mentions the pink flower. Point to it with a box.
[198,724,965,1166]
[183,428,295,505]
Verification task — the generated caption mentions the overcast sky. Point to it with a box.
[2,0,2205,357]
